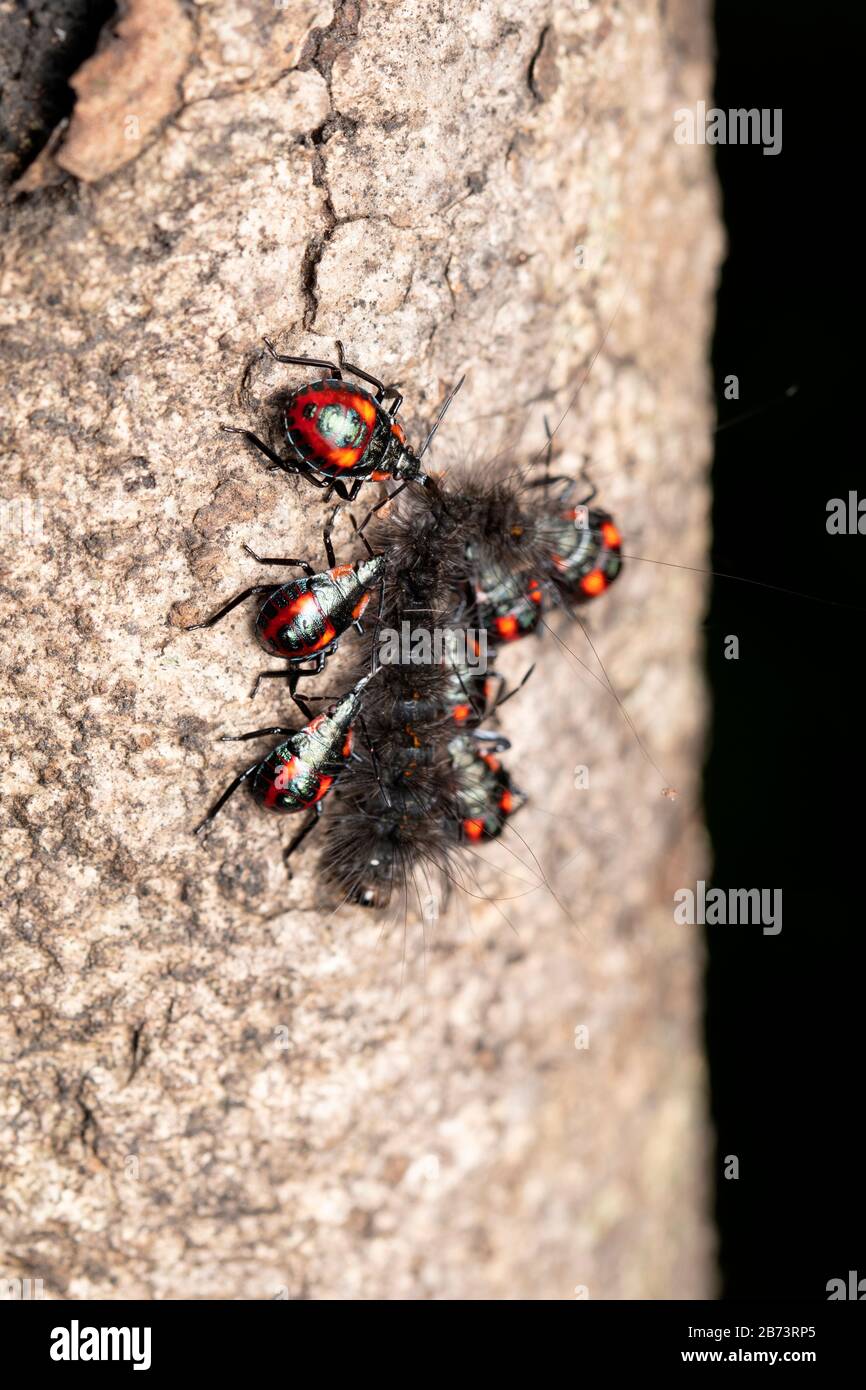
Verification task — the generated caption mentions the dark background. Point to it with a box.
[708,1,863,1299]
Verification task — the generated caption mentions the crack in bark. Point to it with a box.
[527,24,550,102]
[295,2,362,331]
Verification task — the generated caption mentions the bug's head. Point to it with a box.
[393,446,425,483]
[356,554,386,589]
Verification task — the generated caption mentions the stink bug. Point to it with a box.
[194,669,378,868]
[184,509,385,697]
[528,420,623,604]
[473,561,545,644]
[448,733,528,843]
[544,505,623,602]
[224,338,464,506]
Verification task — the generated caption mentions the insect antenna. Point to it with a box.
[418,375,466,459]
[616,550,866,614]
[714,382,799,434]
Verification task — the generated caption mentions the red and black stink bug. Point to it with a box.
[525,419,623,605]
[543,505,623,603]
[448,733,528,843]
[223,338,464,508]
[194,670,379,870]
[184,509,385,697]
[473,561,545,645]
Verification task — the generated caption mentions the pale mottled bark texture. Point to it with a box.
[1,0,722,1299]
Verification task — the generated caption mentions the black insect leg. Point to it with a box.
[185,584,279,630]
[242,544,314,574]
[524,472,577,495]
[219,726,295,742]
[262,338,342,378]
[471,731,512,751]
[194,763,259,835]
[291,691,316,721]
[334,340,386,399]
[221,425,339,492]
[358,714,391,807]
[579,475,599,506]
[418,374,465,458]
[284,803,323,874]
[490,663,536,713]
[250,652,327,701]
[354,480,409,535]
[322,505,340,567]
[348,512,377,559]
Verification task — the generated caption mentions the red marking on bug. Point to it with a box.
[329,564,354,580]
[308,773,334,805]
[528,578,542,603]
[266,754,299,806]
[352,593,371,620]
[495,614,519,641]
[286,384,376,472]
[463,817,484,841]
[580,569,607,597]
[499,788,514,815]
[370,469,391,482]
[452,703,472,724]
[342,730,354,758]
[262,591,336,654]
[391,421,406,443]
[601,521,621,549]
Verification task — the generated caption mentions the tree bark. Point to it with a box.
[1,0,721,1299]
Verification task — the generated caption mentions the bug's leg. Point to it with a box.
[262,337,342,377]
[287,651,328,697]
[249,669,293,700]
[291,691,316,722]
[242,543,314,574]
[221,425,335,490]
[322,505,340,567]
[194,763,259,835]
[471,731,512,751]
[284,803,323,875]
[386,390,404,417]
[339,478,364,505]
[578,468,599,506]
[219,726,295,742]
[249,651,324,700]
[347,512,377,559]
[354,480,408,535]
[490,662,535,713]
[333,340,387,400]
[524,472,577,494]
[418,374,465,458]
[358,714,391,807]
[184,584,279,630]
[480,671,506,716]
[326,478,353,502]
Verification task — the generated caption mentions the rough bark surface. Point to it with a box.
[1,0,722,1299]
